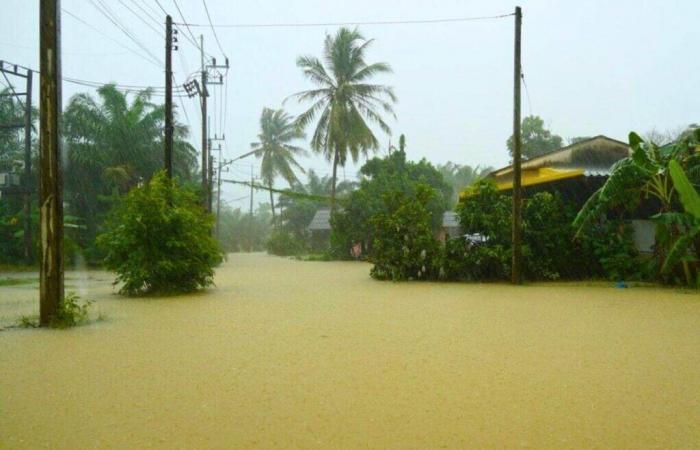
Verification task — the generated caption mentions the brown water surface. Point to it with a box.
[1,253,699,448]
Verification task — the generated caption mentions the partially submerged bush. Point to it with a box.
[97,171,222,295]
[370,185,443,281]
[19,293,93,328]
[266,230,307,256]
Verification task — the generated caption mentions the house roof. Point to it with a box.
[308,208,332,231]
[308,208,461,231]
[458,135,628,201]
[489,135,629,178]
[443,211,460,229]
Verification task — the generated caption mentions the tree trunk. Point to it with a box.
[330,149,339,213]
[269,182,276,225]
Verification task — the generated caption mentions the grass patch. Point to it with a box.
[293,253,334,262]
[0,277,36,287]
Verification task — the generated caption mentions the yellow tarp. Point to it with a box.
[459,167,584,201]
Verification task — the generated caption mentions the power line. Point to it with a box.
[201,0,228,57]
[128,0,164,29]
[62,8,161,68]
[88,0,163,65]
[521,72,533,116]
[175,12,514,29]
[117,0,163,36]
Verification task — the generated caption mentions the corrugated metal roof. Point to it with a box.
[308,208,332,231]
[309,209,460,231]
[442,211,460,228]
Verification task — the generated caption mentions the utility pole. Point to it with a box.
[23,70,32,264]
[164,15,174,178]
[249,166,254,252]
[511,6,523,285]
[215,145,223,238]
[208,134,214,212]
[200,35,208,208]
[39,0,64,325]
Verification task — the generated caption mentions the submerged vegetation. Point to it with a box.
[97,172,222,295]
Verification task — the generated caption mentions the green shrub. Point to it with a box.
[19,293,93,328]
[370,185,442,281]
[266,230,306,256]
[97,171,222,295]
[454,180,619,281]
[442,238,510,281]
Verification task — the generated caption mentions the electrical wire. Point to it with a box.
[62,8,161,68]
[521,72,533,116]
[201,0,228,58]
[175,12,514,28]
[88,0,163,65]
[128,0,164,29]
[117,0,163,36]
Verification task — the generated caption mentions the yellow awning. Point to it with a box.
[459,167,585,201]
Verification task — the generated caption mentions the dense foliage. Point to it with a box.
[370,185,442,280]
[0,89,37,265]
[437,162,493,205]
[575,130,700,286]
[97,172,222,295]
[63,85,198,263]
[507,115,563,159]
[331,149,451,258]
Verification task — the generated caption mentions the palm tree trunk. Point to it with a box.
[269,182,276,225]
[330,149,339,212]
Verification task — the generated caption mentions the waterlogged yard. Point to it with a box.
[1,253,699,448]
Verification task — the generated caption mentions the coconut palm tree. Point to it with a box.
[250,108,307,223]
[289,27,396,209]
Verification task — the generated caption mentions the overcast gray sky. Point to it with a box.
[2,0,698,209]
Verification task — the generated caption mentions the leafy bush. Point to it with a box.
[583,220,642,281]
[332,149,451,259]
[97,171,222,295]
[442,238,510,281]
[370,185,443,281]
[266,230,307,256]
[454,180,636,282]
[19,293,93,328]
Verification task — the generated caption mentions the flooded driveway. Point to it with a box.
[1,253,699,448]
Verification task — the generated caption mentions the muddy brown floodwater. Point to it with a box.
[1,253,699,448]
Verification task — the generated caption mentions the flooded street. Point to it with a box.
[1,253,699,448]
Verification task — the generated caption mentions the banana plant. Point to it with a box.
[573,132,683,234]
[658,159,700,286]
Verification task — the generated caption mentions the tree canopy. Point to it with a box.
[290,27,396,206]
[507,115,563,159]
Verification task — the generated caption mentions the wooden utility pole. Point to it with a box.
[200,35,208,208]
[511,6,523,285]
[164,15,173,178]
[23,70,33,264]
[39,0,64,325]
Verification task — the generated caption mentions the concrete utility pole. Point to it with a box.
[511,6,523,285]
[164,15,174,178]
[200,35,208,208]
[39,0,64,325]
